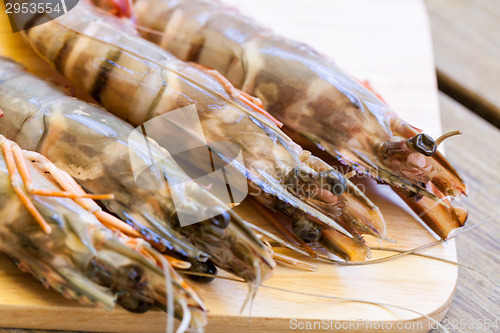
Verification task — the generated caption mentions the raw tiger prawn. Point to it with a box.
[0,56,275,289]
[123,0,468,239]
[22,0,387,261]
[0,134,208,332]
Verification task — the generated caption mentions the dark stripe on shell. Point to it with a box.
[90,49,122,102]
[186,37,205,63]
[53,34,77,74]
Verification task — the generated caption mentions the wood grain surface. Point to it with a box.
[1,0,496,332]
[422,2,500,329]
[428,94,500,333]
[424,0,500,127]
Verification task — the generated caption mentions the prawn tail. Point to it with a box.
[394,185,468,240]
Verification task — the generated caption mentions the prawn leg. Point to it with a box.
[0,135,208,329]
[0,138,52,233]
[190,62,279,126]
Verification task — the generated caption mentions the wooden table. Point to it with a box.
[0,0,499,332]
[424,0,500,128]
[430,95,500,333]
[423,1,500,332]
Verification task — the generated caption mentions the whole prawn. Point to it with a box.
[125,0,468,239]
[22,1,387,261]
[0,56,275,286]
[0,134,207,331]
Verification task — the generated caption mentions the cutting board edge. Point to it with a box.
[0,286,456,333]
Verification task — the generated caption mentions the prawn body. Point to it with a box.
[127,0,468,239]
[0,134,207,330]
[23,2,387,260]
[0,57,275,284]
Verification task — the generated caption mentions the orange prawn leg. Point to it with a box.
[94,210,142,238]
[0,139,52,233]
[26,152,112,207]
[239,90,264,109]
[22,152,142,238]
[39,157,139,235]
[122,237,160,265]
[123,237,191,268]
[190,62,283,127]
[14,147,114,200]
[163,254,191,269]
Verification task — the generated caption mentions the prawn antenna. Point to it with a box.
[435,130,462,147]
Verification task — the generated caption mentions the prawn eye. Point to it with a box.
[122,264,147,289]
[407,133,436,157]
[292,219,322,243]
[204,206,231,229]
[319,169,347,195]
[169,212,180,228]
[186,260,218,283]
[209,211,231,229]
[118,294,153,313]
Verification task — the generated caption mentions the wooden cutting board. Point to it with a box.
[0,0,458,332]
